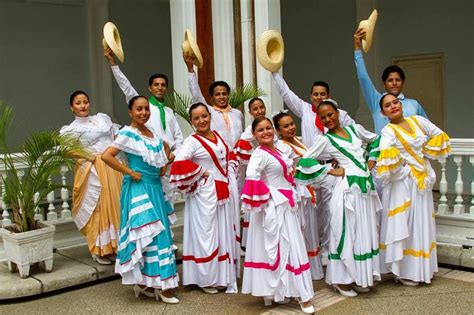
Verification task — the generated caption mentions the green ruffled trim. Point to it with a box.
[346,175,375,194]
[354,248,379,261]
[366,136,381,160]
[294,158,327,181]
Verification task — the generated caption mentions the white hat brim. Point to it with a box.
[182,29,203,68]
[103,22,124,63]
[257,30,285,72]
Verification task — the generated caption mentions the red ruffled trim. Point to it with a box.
[170,160,204,191]
[233,139,253,162]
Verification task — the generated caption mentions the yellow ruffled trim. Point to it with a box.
[377,147,403,174]
[378,147,401,159]
[377,159,403,174]
[424,132,451,157]
[409,165,427,191]
[403,242,437,259]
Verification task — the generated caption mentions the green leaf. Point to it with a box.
[164,91,192,125]
[228,84,266,109]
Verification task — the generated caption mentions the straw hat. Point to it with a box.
[182,29,203,68]
[102,22,124,63]
[358,9,378,53]
[257,30,284,72]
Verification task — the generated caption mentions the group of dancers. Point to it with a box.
[59,27,450,314]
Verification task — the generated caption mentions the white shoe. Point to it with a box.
[202,287,218,294]
[156,290,180,304]
[352,285,370,293]
[299,301,315,314]
[395,277,419,287]
[133,285,155,298]
[92,255,111,265]
[263,296,290,306]
[333,284,358,297]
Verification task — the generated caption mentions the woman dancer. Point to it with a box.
[273,111,324,281]
[102,96,179,303]
[241,117,314,314]
[295,100,381,297]
[60,91,122,265]
[233,97,267,248]
[377,93,450,285]
[169,103,239,294]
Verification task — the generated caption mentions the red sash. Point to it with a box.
[192,131,230,201]
[311,105,325,133]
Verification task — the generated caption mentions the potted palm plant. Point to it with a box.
[0,103,86,278]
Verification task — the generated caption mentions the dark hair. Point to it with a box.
[310,81,330,94]
[69,90,89,106]
[188,102,210,119]
[148,74,169,87]
[251,116,273,133]
[272,112,292,130]
[378,93,398,110]
[382,65,405,82]
[209,81,231,96]
[248,97,264,110]
[128,95,148,110]
[317,99,339,111]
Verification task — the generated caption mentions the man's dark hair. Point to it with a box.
[310,81,330,94]
[148,74,169,87]
[209,81,231,96]
[382,66,405,82]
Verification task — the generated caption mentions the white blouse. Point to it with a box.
[60,113,119,155]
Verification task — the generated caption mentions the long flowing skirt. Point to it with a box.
[115,174,179,289]
[72,156,122,257]
[182,177,237,290]
[242,199,314,302]
[298,198,324,280]
[325,178,381,287]
[379,173,438,283]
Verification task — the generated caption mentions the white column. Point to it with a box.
[453,155,465,215]
[1,174,11,227]
[354,0,378,131]
[85,0,114,118]
[46,177,58,221]
[170,0,196,138]
[254,0,283,115]
[241,0,256,125]
[60,165,72,220]
[437,157,449,214]
[470,155,474,215]
[212,0,236,88]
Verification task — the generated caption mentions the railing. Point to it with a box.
[0,156,185,228]
[434,138,474,248]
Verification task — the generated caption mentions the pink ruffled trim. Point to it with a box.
[241,179,271,211]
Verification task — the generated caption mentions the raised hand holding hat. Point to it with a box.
[256,30,284,72]
[102,22,124,63]
[356,9,378,53]
[181,29,203,68]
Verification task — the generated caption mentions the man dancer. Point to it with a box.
[271,71,355,263]
[104,47,183,210]
[353,27,427,134]
[183,53,243,149]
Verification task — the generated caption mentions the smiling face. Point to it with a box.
[190,104,211,134]
[129,97,151,126]
[275,115,296,141]
[211,86,229,109]
[70,93,90,117]
[148,77,168,100]
[383,72,404,96]
[317,104,340,131]
[253,119,275,147]
[248,99,266,119]
[310,85,329,106]
[380,94,403,121]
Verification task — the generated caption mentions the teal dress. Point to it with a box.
[112,126,179,289]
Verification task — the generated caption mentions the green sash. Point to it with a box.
[149,96,166,131]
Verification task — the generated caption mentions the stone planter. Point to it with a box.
[0,221,56,278]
